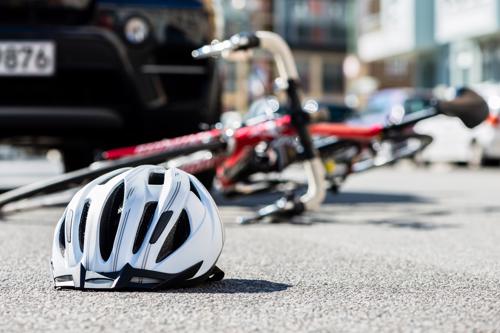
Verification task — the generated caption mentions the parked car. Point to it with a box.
[346,88,433,126]
[284,89,432,127]
[414,88,500,166]
[0,0,223,170]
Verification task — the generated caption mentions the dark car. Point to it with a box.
[0,0,223,170]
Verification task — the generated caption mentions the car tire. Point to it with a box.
[195,169,215,191]
[482,157,500,167]
[61,145,95,172]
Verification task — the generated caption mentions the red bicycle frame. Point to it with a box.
[104,115,382,160]
[102,114,384,187]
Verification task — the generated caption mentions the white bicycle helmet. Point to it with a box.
[51,165,225,290]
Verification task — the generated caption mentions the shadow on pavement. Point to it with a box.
[324,191,433,205]
[366,219,457,230]
[215,189,433,207]
[168,279,291,294]
[284,214,458,230]
[55,279,291,294]
[213,191,282,207]
[481,205,500,213]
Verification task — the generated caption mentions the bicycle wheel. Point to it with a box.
[0,140,226,212]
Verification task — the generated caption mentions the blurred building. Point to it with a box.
[435,0,500,87]
[274,0,348,99]
[223,0,273,35]
[221,0,273,110]
[355,0,500,91]
[355,0,435,89]
[221,0,349,111]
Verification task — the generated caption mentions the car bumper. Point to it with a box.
[0,25,219,144]
[0,26,162,107]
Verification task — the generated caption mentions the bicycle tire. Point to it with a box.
[0,140,226,211]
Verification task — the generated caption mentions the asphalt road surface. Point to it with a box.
[1,166,499,332]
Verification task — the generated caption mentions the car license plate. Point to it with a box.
[0,42,55,76]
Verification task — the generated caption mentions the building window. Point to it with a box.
[384,58,409,77]
[359,0,382,33]
[223,62,237,92]
[277,0,347,51]
[296,59,311,93]
[480,38,500,82]
[322,61,344,95]
[368,0,381,14]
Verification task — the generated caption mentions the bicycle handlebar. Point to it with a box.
[192,32,260,59]
[194,31,324,212]
[193,31,300,82]
[382,87,489,132]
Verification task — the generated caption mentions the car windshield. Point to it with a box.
[365,90,431,115]
[98,0,204,7]
[0,0,96,23]
[0,0,93,9]
[404,98,431,114]
[322,103,356,123]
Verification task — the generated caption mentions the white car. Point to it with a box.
[415,102,500,166]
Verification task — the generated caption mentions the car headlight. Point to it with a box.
[124,16,150,44]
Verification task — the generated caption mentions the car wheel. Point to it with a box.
[482,157,500,167]
[195,170,215,191]
[61,145,95,172]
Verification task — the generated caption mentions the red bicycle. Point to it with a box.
[0,32,488,223]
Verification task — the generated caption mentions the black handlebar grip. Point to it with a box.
[437,87,489,128]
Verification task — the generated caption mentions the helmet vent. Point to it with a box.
[58,218,66,255]
[55,275,73,283]
[133,202,158,254]
[148,172,165,185]
[156,209,191,263]
[189,180,201,200]
[99,182,125,261]
[149,210,174,244]
[78,201,91,252]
